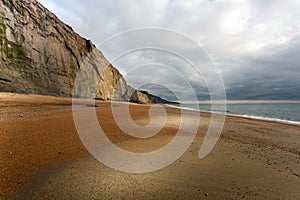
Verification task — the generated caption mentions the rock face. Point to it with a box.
[130,90,172,104]
[0,0,167,103]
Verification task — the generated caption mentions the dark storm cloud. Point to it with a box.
[224,35,300,100]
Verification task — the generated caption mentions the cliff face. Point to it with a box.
[0,0,165,103]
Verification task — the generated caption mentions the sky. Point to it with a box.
[37,0,300,101]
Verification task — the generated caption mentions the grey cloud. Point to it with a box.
[223,35,300,100]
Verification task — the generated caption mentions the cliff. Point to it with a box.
[0,0,166,103]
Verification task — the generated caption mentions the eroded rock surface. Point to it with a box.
[0,0,167,103]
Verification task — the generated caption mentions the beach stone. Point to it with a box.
[86,104,99,108]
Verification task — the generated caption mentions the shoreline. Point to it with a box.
[179,100,300,104]
[165,103,300,126]
[1,92,300,199]
[2,92,299,126]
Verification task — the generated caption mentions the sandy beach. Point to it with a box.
[0,92,299,199]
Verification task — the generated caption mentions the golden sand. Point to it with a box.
[0,93,299,199]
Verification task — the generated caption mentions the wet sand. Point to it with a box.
[0,93,299,199]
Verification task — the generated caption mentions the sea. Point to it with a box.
[169,103,300,125]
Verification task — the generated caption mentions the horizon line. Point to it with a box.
[172,100,300,104]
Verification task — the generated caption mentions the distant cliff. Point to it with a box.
[0,0,167,104]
